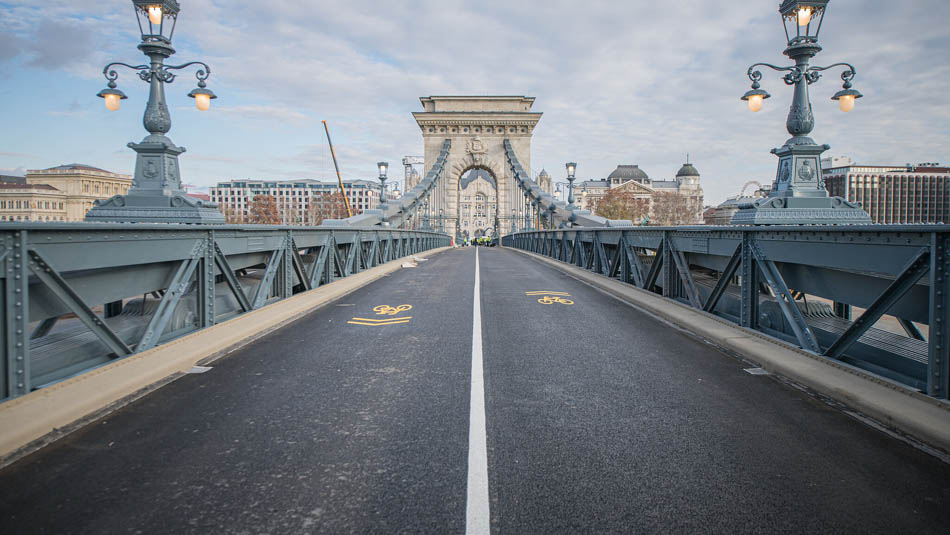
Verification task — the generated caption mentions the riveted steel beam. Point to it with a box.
[214,242,251,313]
[643,240,664,294]
[668,239,703,308]
[703,244,742,313]
[928,233,950,398]
[825,247,930,361]
[138,240,205,353]
[27,248,133,358]
[749,241,820,353]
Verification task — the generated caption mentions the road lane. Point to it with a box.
[2,245,949,534]
[478,247,950,533]
[0,248,476,534]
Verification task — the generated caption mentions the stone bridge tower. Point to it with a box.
[412,96,543,236]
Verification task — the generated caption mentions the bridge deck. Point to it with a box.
[1,247,948,533]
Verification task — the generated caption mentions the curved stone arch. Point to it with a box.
[449,154,504,184]
[451,159,504,238]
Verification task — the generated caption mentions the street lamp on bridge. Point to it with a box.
[733,0,870,225]
[87,0,225,224]
[565,162,578,227]
[439,208,444,233]
[377,161,389,211]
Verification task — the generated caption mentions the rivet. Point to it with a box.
[16,370,22,375]
[16,356,22,361]
[17,383,23,388]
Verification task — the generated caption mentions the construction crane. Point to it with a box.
[402,156,424,192]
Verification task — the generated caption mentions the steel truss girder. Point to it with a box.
[703,244,742,313]
[667,238,703,308]
[138,240,206,353]
[824,248,930,360]
[928,234,950,398]
[749,240,820,353]
[27,249,133,358]
[214,242,251,312]
[643,239,664,293]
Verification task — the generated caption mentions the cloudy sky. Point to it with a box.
[0,0,948,204]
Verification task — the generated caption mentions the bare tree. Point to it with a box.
[217,203,243,224]
[247,194,281,224]
[595,189,651,222]
[651,191,697,226]
[310,192,348,225]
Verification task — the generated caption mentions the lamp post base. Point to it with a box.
[85,193,225,224]
[732,139,870,225]
[731,197,870,225]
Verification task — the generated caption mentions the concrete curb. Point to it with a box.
[511,247,950,455]
[0,246,453,463]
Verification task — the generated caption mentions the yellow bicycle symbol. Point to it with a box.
[537,296,574,305]
[373,304,413,316]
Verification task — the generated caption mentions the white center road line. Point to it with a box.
[466,247,490,534]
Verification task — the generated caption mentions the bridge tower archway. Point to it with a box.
[411,96,549,238]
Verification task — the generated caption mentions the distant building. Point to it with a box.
[458,169,497,237]
[4,164,132,222]
[575,163,704,224]
[822,157,950,224]
[25,164,132,221]
[0,183,68,222]
[211,178,389,225]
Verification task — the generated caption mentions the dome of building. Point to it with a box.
[676,163,700,177]
[608,165,649,183]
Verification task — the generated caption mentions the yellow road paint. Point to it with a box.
[537,296,574,305]
[373,304,412,315]
[525,291,571,296]
[348,317,412,326]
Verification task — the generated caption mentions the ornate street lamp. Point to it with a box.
[511,208,518,233]
[565,161,578,227]
[88,1,223,223]
[439,208,444,233]
[377,161,389,211]
[733,0,869,225]
[422,199,431,230]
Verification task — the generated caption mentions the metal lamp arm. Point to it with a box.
[163,61,212,83]
[102,62,150,87]
[808,62,857,85]
[748,63,802,86]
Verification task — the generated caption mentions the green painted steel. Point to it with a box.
[503,225,948,399]
[0,224,449,403]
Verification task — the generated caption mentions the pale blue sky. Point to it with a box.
[1,0,948,204]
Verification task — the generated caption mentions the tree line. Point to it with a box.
[218,192,350,225]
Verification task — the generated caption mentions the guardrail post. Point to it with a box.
[3,230,30,399]
[662,232,675,298]
[740,232,759,329]
[197,230,216,327]
[929,232,950,398]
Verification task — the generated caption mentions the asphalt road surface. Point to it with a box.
[1,247,948,533]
